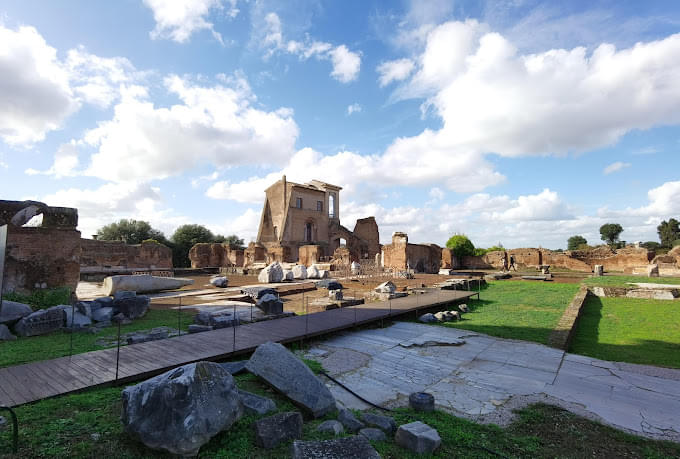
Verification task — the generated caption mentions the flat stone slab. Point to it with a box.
[628,283,680,290]
[291,436,381,459]
[307,322,680,442]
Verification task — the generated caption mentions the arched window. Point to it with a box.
[328,194,335,218]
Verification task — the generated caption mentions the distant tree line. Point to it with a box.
[566,217,680,253]
[95,219,245,267]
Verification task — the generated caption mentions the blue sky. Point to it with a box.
[0,0,679,249]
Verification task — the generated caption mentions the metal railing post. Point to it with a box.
[177,296,182,336]
[69,302,75,358]
[115,319,121,381]
[232,303,236,355]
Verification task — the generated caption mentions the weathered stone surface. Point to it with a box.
[114,290,136,300]
[409,392,435,412]
[246,342,335,418]
[307,265,320,279]
[113,294,150,319]
[238,389,277,415]
[361,413,397,434]
[647,264,660,277]
[13,307,64,337]
[112,313,132,325]
[418,313,437,323]
[92,307,114,323]
[242,286,277,300]
[121,362,242,457]
[375,281,396,293]
[395,421,441,454]
[292,265,308,280]
[338,408,365,433]
[75,301,92,318]
[0,324,17,341]
[66,310,92,330]
[93,296,114,308]
[189,324,213,333]
[195,309,238,327]
[220,360,247,375]
[210,276,228,288]
[291,436,381,459]
[127,328,169,344]
[256,293,283,315]
[283,269,295,281]
[316,420,344,436]
[254,411,303,449]
[258,262,284,283]
[359,428,386,442]
[103,275,194,295]
[0,300,32,325]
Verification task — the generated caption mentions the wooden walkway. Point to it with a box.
[0,289,476,408]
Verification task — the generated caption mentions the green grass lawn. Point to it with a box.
[1,360,679,458]
[569,296,680,369]
[433,281,579,344]
[0,308,195,368]
[583,275,680,289]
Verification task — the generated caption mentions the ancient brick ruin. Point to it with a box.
[80,239,172,279]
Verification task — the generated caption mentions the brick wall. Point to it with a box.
[3,226,81,294]
[80,239,172,273]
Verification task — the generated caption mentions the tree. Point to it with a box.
[641,241,661,251]
[445,234,475,258]
[170,224,220,267]
[599,223,623,246]
[96,219,167,245]
[657,218,680,248]
[223,234,245,249]
[567,235,587,251]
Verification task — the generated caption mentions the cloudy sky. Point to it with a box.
[1,0,679,249]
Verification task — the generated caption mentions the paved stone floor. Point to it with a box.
[305,322,680,442]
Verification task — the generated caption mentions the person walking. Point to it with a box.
[509,255,517,271]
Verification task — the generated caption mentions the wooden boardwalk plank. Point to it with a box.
[0,289,475,407]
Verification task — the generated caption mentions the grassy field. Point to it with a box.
[0,308,195,368]
[433,281,579,344]
[1,358,679,459]
[582,275,680,288]
[569,295,680,368]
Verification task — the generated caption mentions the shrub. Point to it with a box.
[2,287,71,310]
[446,234,475,258]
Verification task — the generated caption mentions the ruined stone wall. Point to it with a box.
[508,248,542,267]
[3,226,81,294]
[188,243,245,268]
[353,217,381,260]
[266,245,293,264]
[406,244,442,273]
[568,246,653,272]
[299,245,323,266]
[381,233,409,271]
[80,239,172,273]
[0,200,78,228]
[461,255,494,269]
[441,249,460,269]
[542,251,592,271]
[244,243,267,266]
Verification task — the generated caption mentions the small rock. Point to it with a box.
[458,303,469,313]
[409,392,435,412]
[254,411,303,449]
[395,421,441,454]
[114,295,150,319]
[361,413,396,434]
[90,433,101,441]
[283,269,295,281]
[374,281,396,293]
[316,420,344,436]
[445,310,460,321]
[338,408,365,433]
[0,416,7,430]
[0,324,17,341]
[238,390,277,416]
[241,286,277,300]
[418,313,437,323]
[359,428,386,442]
[210,276,229,288]
[292,436,381,459]
[112,313,132,325]
[433,311,449,322]
[189,324,213,334]
[329,289,343,300]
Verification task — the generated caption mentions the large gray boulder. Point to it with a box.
[103,275,194,295]
[283,269,295,281]
[292,436,381,459]
[92,307,114,323]
[258,262,284,283]
[246,342,335,418]
[0,300,32,325]
[210,276,228,288]
[338,408,365,433]
[121,362,242,457]
[307,265,320,279]
[254,411,303,449]
[13,307,64,337]
[256,293,283,315]
[375,281,396,293]
[113,294,150,319]
[395,421,441,454]
[292,265,307,280]
[66,310,92,330]
[0,324,17,341]
[361,412,396,434]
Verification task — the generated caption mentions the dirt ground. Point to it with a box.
[148,270,587,314]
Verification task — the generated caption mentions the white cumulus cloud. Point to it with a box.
[143,0,238,44]
[377,58,415,87]
[603,161,631,175]
[347,103,362,115]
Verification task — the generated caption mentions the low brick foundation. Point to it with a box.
[548,286,590,350]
